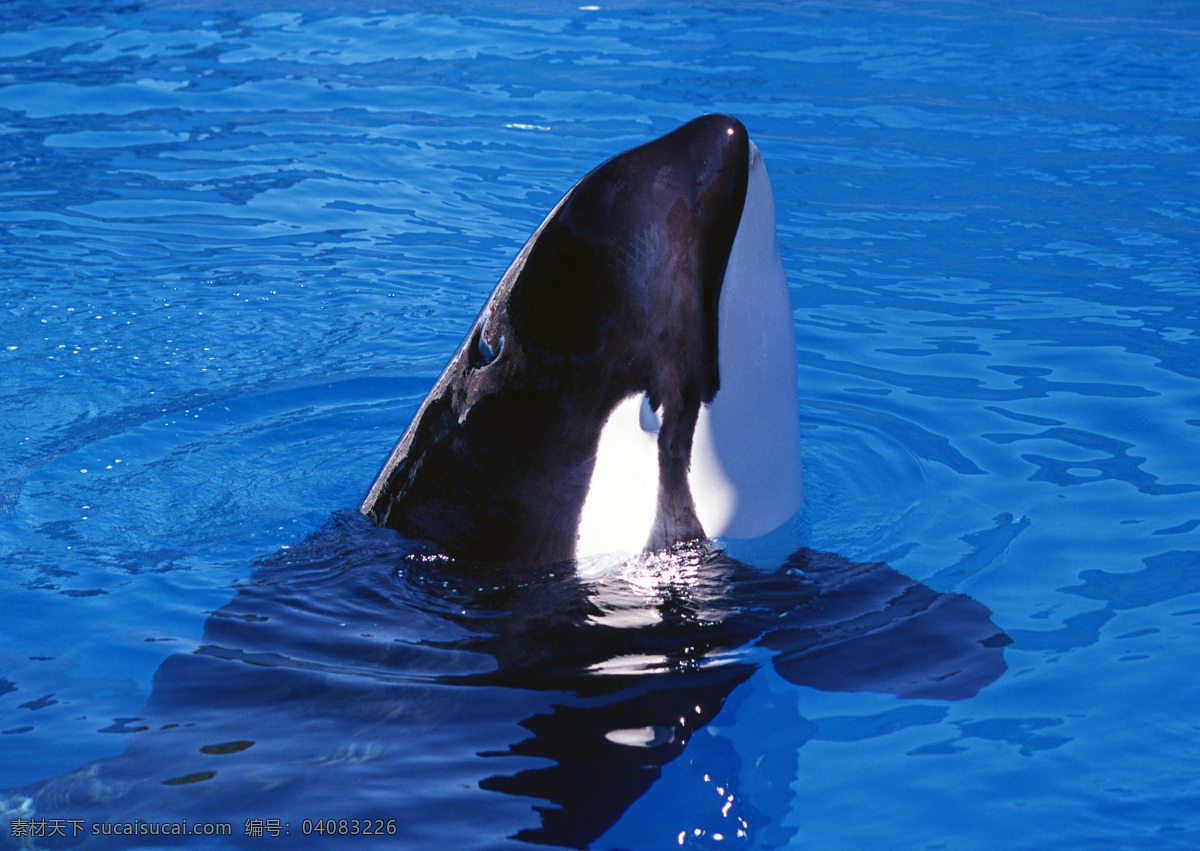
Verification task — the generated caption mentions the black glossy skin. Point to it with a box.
[361,115,751,563]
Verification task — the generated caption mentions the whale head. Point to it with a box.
[361,114,801,565]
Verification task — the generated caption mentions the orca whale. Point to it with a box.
[1,117,1011,851]
[361,114,801,565]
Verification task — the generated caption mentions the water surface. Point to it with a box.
[2,2,1199,848]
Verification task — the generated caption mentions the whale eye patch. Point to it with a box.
[470,325,504,368]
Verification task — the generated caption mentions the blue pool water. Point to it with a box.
[2,1,1199,848]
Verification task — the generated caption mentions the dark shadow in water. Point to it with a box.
[2,512,1008,850]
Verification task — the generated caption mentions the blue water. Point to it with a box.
[2,1,1199,848]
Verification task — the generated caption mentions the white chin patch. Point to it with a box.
[689,140,802,541]
[575,393,661,563]
[574,140,802,569]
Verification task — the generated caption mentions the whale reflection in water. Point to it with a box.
[4,513,1008,850]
